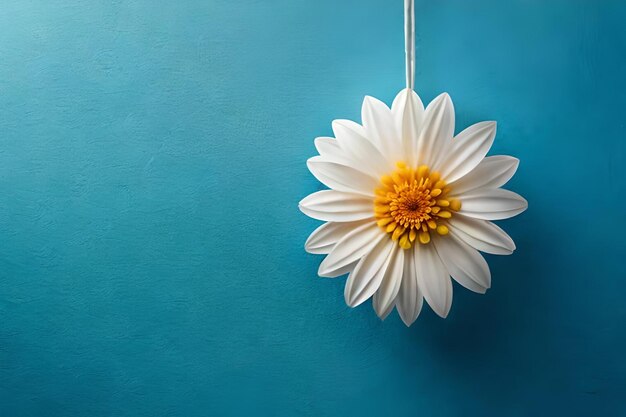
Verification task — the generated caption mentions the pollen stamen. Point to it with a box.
[373,162,461,249]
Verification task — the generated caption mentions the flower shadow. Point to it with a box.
[400,206,570,405]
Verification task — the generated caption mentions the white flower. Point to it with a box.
[299,89,528,326]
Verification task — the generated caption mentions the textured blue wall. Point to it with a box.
[1,0,625,416]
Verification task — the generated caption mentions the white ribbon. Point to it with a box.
[404,0,415,90]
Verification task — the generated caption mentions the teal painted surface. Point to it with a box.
[1,0,625,415]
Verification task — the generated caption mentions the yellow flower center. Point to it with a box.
[374,162,462,249]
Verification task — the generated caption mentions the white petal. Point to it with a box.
[299,190,374,222]
[344,237,395,307]
[305,220,371,255]
[314,137,356,168]
[307,156,377,197]
[415,244,453,318]
[439,121,496,183]
[314,137,341,157]
[459,188,528,220]
[318,222,384,277]
[433,234,490,294]
[313,137,379,179]
[448,215,516,255]
[449,155,519,195]
[324,261,358,278]
[372,245,404,318]
[396,246,423,326]
[391,88,424,166]
[332,120,390,176]
[372,291,395,320]
[417,93,454,168]
[361,95,401,163]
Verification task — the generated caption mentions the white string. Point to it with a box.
[404,0,415,90]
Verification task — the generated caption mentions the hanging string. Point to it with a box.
[404,0,415,90]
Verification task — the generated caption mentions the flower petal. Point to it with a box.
[307,156,378,197]
[396,246,424,326]
[299,190,374,222]
[372,291,395,320]
[344,237,395,307]
[314,136,341,157]
[305,220,372,255]
[372,245,404,318]
[459,188,528,220]
[417,93,454,168]
[440,121,496,183]
[313,137,379,179]
[324,262,358,279]
[318,222,384,277]
[361,95,401,163]
[449,155,519,195]
[433,234,490,294]
[391,88,424,166]
[415,244,453,318]
[448,215,516,255]
[332,120,390,176]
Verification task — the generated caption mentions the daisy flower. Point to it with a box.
[299,89,527,326]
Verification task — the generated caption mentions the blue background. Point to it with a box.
[1,0,625,416]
